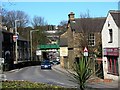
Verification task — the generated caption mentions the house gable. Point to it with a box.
[102,10,119,48]
[110,10,120,28]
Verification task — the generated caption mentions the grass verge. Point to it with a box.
[1,80,77,90]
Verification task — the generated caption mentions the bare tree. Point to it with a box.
[31,16,47,28]
[2,10,29,29]
[57,20,67,34]
[59,20,67,26]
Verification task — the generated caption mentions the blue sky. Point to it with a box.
[2,2,118,25]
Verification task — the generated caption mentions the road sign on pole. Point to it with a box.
[84,47,88,56]
[13,35,18,42]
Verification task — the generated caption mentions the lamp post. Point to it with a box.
[30,30,39,61]
[15,20,19,64]
[15,19,26,64]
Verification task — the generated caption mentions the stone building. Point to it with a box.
[60,12,105,69]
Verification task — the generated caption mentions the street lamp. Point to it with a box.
[30,30,39,61]
[15,19,26,64]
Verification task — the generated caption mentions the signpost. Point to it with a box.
[13,35,18,42]
[36,50,42,56]
[84,47,88,56]
[83,47,88,62]
[60,47,68,56]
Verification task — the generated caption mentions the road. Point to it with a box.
[4,65,78,88]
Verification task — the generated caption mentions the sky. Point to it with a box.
[2,2,119,26]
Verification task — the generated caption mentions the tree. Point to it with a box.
[2,10,29,30]
[57,20,67,34]
[31,16,47,28]
[59,20,67,26]
[31,16,48,52]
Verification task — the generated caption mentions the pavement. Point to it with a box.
[52,64,119,90]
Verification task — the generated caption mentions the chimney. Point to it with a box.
[68,12,75,21]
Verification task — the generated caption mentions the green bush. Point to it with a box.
[70,57,93,90]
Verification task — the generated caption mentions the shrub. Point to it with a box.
[69,57,93,90]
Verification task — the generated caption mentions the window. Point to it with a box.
[88,33,95,46]
[107,56,119,75]
[72,29,75,32]
[108,21,110,27]
[108,29,113,43]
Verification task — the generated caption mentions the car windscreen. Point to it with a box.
[41,62,51,65]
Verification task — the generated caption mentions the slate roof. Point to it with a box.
[109,10,120,28]
[18,36,29,41]
[59,38,68,47]
[70,17,106,33]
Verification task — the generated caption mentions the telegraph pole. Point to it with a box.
[30,30,39,61]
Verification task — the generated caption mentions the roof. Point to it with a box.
[1,29,13,34]
[18,36,29,41]
[70,17,106,33]
[109,10,120,28]
[59,38,68,47]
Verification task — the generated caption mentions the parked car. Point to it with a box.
[41,60,51,69]
[50,61,54,66]
[52,60,60,65]
[56,57,60,61]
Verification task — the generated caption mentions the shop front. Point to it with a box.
[103,48,119,80]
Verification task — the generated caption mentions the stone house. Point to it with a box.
[102,10,120,80]
[60,12,105,69]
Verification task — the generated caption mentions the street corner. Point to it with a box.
[52,65,68,74]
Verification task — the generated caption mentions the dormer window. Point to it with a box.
[108,29,112,43]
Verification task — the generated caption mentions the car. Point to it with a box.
[52,60,60,65]
[56,57,60,61]
[50,61,54,66]
[41,60,52,69]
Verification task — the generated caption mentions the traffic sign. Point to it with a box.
[84,47,88,56]
[36,50,42,55]
[84,47,88,52]
[13,35,18,42]
[84,52,88,56]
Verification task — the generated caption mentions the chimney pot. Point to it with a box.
[68,12,75,21]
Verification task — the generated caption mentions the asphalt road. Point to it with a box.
[4,65,78,88]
